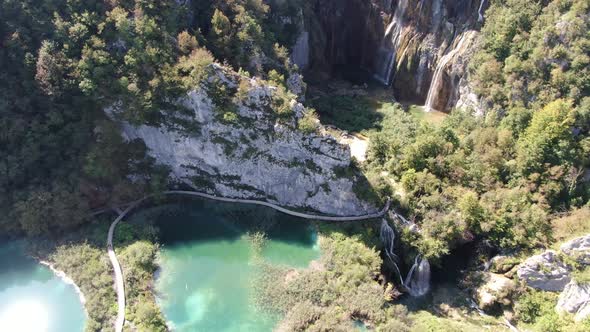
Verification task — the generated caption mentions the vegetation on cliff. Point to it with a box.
[0,0,304,237]
[1,0,589,331]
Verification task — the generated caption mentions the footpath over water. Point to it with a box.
[105,190,389,332]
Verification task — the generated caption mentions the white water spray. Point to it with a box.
[379,218,431,297]
[424,31,476,112]
[478,0,487,23]
[373,0,409,85]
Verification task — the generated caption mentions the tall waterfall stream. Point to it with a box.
[380,218,431,297]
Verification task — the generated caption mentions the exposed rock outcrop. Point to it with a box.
[561,235,590,265]
[517,250,571,292]
[109,65,375,216]
[455,74,485,115]
[557,281,590,321]
[302,0,486,112]
[286,73,307,99]
[488,255,520,275]
[475,272,516,311]
[514,235,590,320]
[555,235,590,321]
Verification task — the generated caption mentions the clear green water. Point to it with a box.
[140,199,320,332]
[0,241,86,332]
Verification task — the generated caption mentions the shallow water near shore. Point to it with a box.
[136,199,320,332]
[0,241,86,332]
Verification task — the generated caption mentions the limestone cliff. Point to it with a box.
[108,65,375,216]
[296,0,486,112]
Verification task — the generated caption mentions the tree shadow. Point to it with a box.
[126,196,318,248]
[306,76,387,133]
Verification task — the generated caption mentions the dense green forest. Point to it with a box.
[1,0,589,331]
[0,0,302,236]
[365,0,589,260]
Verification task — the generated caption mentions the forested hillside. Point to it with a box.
[1,0,589,331]
[364,0,589,260]
[0,0,301,236]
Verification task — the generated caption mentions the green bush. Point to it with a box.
[50,243,116,332]
[514,290,558,324]
[254,233,392,330]
[573,266,590,284]
[298,109,320,134]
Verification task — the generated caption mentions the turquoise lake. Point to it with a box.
[134,199,320,332]
[0,241,86,332]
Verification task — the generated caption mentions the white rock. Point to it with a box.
[556,281,590,321]
[109,68,375,216]
[560,235,590,265]
[286,73,306,99]
[576,301,590,321]
[517,250,571,291]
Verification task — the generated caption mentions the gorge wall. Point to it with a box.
[109,65,375,216]
[293,0,487,112]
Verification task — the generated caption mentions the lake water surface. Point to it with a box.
[135,199,320,332]
[0,241,86,332]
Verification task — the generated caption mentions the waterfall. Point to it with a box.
[424,31,476,112]
[291,9,310,70]
[373,0,409,85]
[291,31,310,70]
[380,219,397,261]
[478,0,487,23]
[379,218,431,296]
[415,56,428,95]
[380,219,404,284]
[428,0,444,33]
[407,257,431,296]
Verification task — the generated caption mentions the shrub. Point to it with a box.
[298,109,319,134]
[254,234,389,329]
[268,69,285,87]
[573,266,590,285]
[514,290,558,324]
[271,90,295,118]
[176,48,215,89]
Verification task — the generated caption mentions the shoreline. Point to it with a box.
[39,260,89,317]
[153,263,176,330]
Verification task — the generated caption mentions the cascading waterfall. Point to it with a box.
[478,0,487,22]
[380,218,397,261]
[291,8,309,70]
[380,219,403,285]
[415,57,428,95]
[406,256,431,296]
[373,0,409,85]
[424,30,476,112]
[380,218,431,297]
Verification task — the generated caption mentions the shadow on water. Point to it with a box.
[146,197,318,248]
[0,241,53,292]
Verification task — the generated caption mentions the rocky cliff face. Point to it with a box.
[297,0,486,112]
[109,65,375,216]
